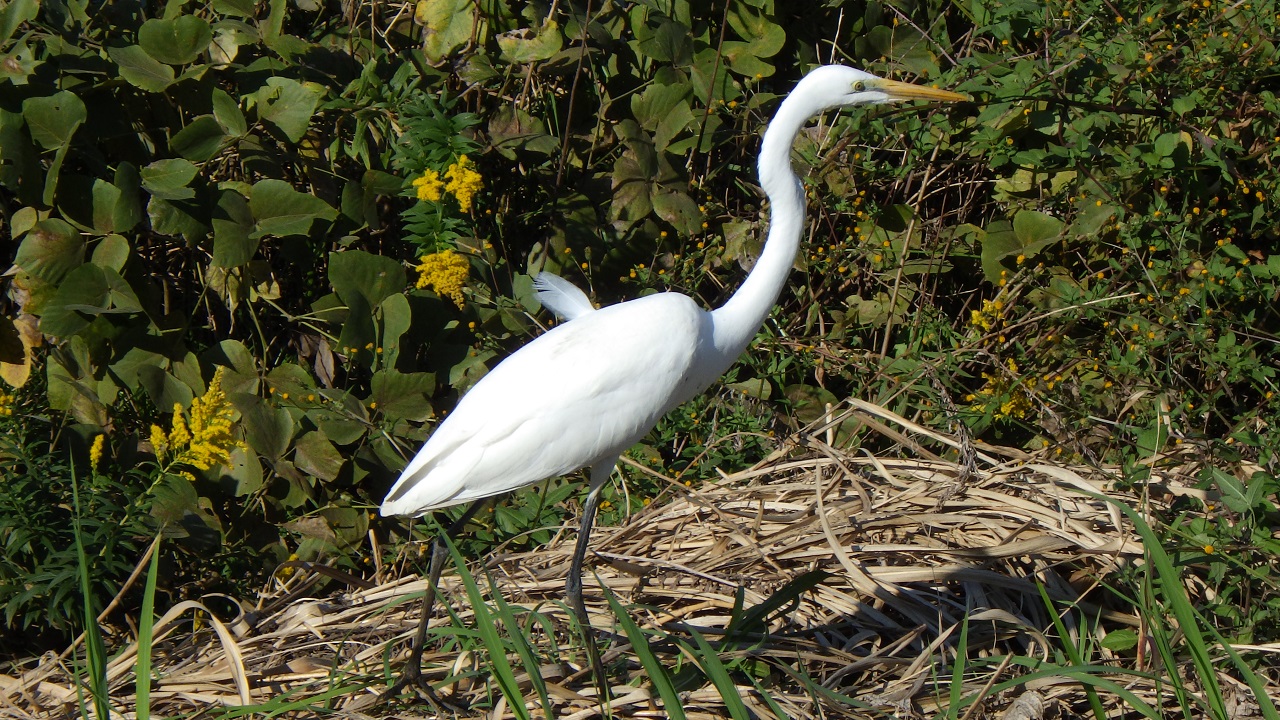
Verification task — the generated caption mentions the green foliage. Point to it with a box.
[2,3,1278,709]
[0,430,147,642]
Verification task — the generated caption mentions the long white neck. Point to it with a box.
[709,90,825,363]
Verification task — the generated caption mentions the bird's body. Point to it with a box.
[379,65,966,702]
[382,292,714,515]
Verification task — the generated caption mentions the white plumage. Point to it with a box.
[380,292,708,515]
[379,65,966,699]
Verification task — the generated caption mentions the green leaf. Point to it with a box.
[0,109,41,205]
[103,266,143,313]
[256,77,320,143]
[295,430,343,482]
[137,366,196,410]
[138,15,212,65]
[722,40,775,78]
[231,392,294,462]
[726,4,785,58]
[211,0,255,16]
[418,0,477,63]
[14,218,84,284]
[1098,627,1139,652]
[634,19,692,64]
[22,91,86,150]
[39,263,109,337]
[311,397,368,446]
[211,88,247,135]
[148,196,208,239]
[691,48,734,104]
[317,507,369,549]
[140,158,198,200]
[47,339,108,424]
[1012,209,1064,248]
[496,18,562,63]
[108,45,175,93]
[0,0,39,47]
[684,627,752,720]
[150,474,200,526]
[221,446,264,496]
[111,346,168,392]
[249,178,337,238]
[652,190,702,236]
[91,177,142,234]
[378,293,412,367]
[631,81,690,131]
[328,249,406,308]
[265,362,317,398]
[727,378,771,400]
[370,369,435,421]
[91,234,130,272]
[170,115,226,162]
[1135,418,1169,456]
[722,219,759,265]
[867,24,939,77]
[1153,132,1181,158]
[202,339,259,392]
[211,188,256,267]
[784,383,840,424]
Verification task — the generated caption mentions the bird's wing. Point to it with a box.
[380,293,707,516]
[534,272,596,320]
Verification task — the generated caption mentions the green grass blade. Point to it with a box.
[1098,495,1227,717]
[1192,606,1280,720]
[487,569,553,720]
[134,534,162,720]
[976,659,1162,718]
[1034,581,1107,719]
[601,585,687,720]
[744,671,791,720]
[685,626,751,720]
[724,570,828,641]
[71,465,111,720]
[771,660,872,712]
[945,612,969,720]
[214,681,368,717]
[442,533,529,720]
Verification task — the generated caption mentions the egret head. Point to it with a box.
[795,65,968,112]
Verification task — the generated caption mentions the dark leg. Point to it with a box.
[566,463,613,703]
[382,499,487,704]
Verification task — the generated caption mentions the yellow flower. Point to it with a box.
[154,367,240,473]
[412,170,443,202]
[150,424,169,460]
[969,298,1004,332]
[0,388,13,417]
[89,434,105,473]
[444,155,483,212]
[182,368,238,470]
[969,359,1033,421]
[168,405,191,450]
[416,250,469,307]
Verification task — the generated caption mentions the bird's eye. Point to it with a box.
[852,81,865,92]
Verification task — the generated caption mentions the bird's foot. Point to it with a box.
[378,665,466,713]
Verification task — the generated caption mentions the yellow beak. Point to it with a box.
[873,78,969,103]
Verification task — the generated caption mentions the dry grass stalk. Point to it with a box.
[0,401,1267,718]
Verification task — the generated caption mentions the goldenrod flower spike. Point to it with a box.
[415,250,470,307]
[153,367,240,473]
[412,170,443,202]
[89,435,105,473]
[444,155,482,212]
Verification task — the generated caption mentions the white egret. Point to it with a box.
[380,65,966,700]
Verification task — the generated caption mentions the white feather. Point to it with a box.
[533,272,596,320]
